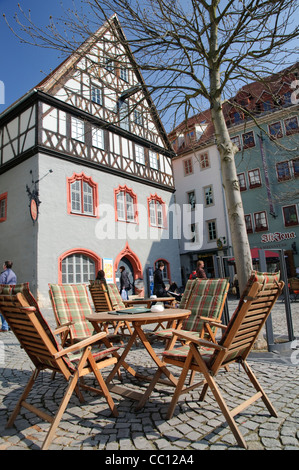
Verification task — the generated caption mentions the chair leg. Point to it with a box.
[42,370,81,450]
[86,351,118,417]
[241,360,278,417]
[6,368,40,428]
[188,345,248,449]
[166,351,194,419]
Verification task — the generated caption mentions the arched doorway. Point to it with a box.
[114,242,143,295]
[116,257,134,294]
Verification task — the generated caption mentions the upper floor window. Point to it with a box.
[284,116,299,135]
[183,158,193,176]
[0,192,7,223]
[248,168,261,188]
[199,152,210,170]
[134,109,143,126]
[187,190,196,209]
[276,161,291,181]
[115,185,137,223]
[283,205,298,227]
[149,150,159,169]
[67,173,98,217]
[207,220,217,241]
[119,100,130,131]
[242,131,255,149]
[71,116,85,142]
[269,121,283,139]
[91,85,103,105]
[204,185,214,206]
[238,172,247,191]
[231,135,241,151]
[148,195,166,228]
[92,127,104,149]
[120,66,128,82]
[135,144,145,164]
[293,159,299,178]
[254,211,268,231]
[104,57,114,73]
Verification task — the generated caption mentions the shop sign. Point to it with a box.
[261,231,296,243]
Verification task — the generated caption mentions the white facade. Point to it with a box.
[0,16,181,306]
[171,140,232,280]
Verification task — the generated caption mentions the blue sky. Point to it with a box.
[0,0,77,112]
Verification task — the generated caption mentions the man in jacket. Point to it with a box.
[0,260,17,332]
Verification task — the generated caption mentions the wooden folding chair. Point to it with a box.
[152,278,229,349]
[0,292,119,450]
[89,280,134,338]
[146,271,283,449]
[49,283,100,344]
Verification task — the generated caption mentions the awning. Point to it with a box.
[229,248,280,262]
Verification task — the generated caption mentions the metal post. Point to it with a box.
[278,250,295,341]
[259,250,275,350]
[213,255,230,325]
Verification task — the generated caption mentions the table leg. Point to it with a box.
[134,324,178,386]
[90,320,137,381]
[105,329,139,384]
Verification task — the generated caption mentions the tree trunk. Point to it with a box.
[211,102,253,293]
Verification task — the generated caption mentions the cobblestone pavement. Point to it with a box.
[0,297,298,451]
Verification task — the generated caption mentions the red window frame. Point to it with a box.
[0,192,7,223]
[67,172,98,217]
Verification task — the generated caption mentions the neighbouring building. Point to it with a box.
[226,65,299,276]
[169,110,232,282]
[170,64,299,280]
[0,15,182,306]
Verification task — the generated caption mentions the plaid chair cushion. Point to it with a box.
[181,278,229,333]
[179,279,195,309]
[107,283,125,310]
[0,282,55,344]
[240,270,280,301]
[153,278,228,340]
[49,284,95,340]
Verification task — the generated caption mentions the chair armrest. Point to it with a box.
[203,320,227,330]
[171,329,227,351]
[54,331,107,358]
[53,322,74,335]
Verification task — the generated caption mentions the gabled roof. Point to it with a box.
[36,14,173,152]
[1,15,172,153]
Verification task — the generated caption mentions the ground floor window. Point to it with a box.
[61,253,96,283]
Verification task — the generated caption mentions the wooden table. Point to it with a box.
[124,296,176,308]
[87,308,190,408]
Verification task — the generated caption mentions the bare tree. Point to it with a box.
[4,0,299,291]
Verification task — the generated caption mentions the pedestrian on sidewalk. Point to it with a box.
[0,260,17,332]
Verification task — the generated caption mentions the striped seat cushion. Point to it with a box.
[49,284,95,340]
[163,343,214,364]
[107,283,126,310]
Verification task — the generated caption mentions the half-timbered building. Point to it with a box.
[0,15,181,305]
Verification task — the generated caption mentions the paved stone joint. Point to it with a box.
[0,299,298,451]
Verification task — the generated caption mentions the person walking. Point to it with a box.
[0,260,17,332]
[119,266,131,300]
[196,260,207,279]
[153,261,169,298]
